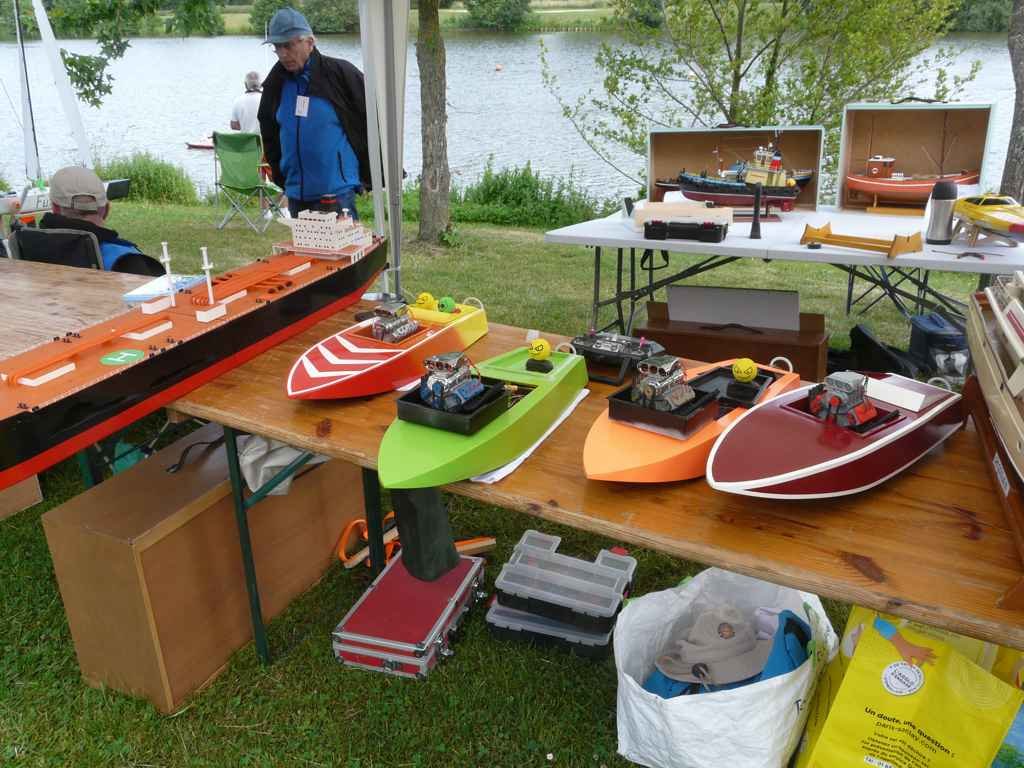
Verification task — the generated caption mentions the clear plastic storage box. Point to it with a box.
[486,598,613,658]
[494,530,636,633]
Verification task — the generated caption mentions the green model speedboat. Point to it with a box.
[378,347,588,489]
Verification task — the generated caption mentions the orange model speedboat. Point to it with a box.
[583,357,800,483]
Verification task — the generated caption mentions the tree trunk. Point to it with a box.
[1003,0,1024,198]
[416,0,451,242]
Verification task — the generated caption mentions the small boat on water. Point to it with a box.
[954,194,1024,244]
[655,145,802,211]
[845,155,980,205]
[377,346,588,489]
[966,272,1024,482]
[583,357,800,483]
[287,297,489,400]
[706,371,963,499]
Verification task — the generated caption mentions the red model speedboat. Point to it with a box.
[706,372,964,499]
[286,298,488,400]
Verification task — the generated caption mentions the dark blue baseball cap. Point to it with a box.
[264,7,312,44]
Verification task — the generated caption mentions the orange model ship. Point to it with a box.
[583,357,800,483]
[0,238,386,491]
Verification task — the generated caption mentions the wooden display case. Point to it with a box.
[43,423,364,713]
[647,125,825,210]
[838,102,995,212]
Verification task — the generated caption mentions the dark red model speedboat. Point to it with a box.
[706,372,964,499]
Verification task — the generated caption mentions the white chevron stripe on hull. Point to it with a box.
[300,357,359,380]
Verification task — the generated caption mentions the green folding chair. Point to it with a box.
[213,131,283,233]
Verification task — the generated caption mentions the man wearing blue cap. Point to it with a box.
[258,7,370,219]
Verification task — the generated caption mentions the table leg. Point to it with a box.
[615,248,625,333]
[223,426,271,665]
[591,246,601,331]
[362,468,386,578]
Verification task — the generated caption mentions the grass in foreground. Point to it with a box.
[3,200,970,766]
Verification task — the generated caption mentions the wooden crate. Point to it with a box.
[43,423,364,713]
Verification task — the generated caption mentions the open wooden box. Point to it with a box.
[647,126,825,210]
[838,102,995,212]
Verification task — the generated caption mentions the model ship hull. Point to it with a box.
[706,374,963,499]
[287,302,489,400]
[0,245,386,491]
[967,290,1024,482]
[657,173,799,211]
[583,359,800,483]
[845,171,980,203]
[378,348,588,489]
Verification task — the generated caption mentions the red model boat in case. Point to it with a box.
[706,373,964,499]
[286,298,488,400]
[845,156,980,204]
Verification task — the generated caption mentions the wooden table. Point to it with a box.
[0,258,146,358]
[172,303,1024,650]
[0,258,147,516]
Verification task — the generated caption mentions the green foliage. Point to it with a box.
[408,160,616,229]
[168,0,226,36]
[951,0,1011,31]
[0,0,39,38]
[302,0,358,33]
[463,0,532,30]
[94,153,199,205]
[542,0,978,201]
[249,0,293,33]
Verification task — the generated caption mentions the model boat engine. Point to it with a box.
[631,355,695,412]
[420,352,485,412]
[808,371,878,428]
[371,302,420,344]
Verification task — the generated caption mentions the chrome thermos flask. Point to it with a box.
[925,180,958,245]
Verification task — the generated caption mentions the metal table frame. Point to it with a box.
[221,425,387,665]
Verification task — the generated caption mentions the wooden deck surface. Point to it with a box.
[172,303,1024,649]
[0,259,146,359]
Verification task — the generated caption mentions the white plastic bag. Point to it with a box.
[615,568,838,768]
[236,435,327,495]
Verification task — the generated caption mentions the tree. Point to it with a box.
[416,0,451,242]
[5,0,224,107]
[301,0,358,34]
[249,0,292,34]
[464,0,531,31]
[1003,0,1024,198]
[542,0,977,196]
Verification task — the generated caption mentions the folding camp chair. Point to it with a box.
[213,131,284,233]
[9,227,103,269]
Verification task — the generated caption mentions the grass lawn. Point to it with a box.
[1,201,974,766]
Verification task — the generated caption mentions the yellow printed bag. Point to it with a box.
[795,606,1022,768]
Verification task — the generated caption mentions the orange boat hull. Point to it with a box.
[583,359,801,483]
[845,171,980,203]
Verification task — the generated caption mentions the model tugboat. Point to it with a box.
[379,343,588,489]
[571,330,665,385]
[287,294,488,400]
[656,145,802,211]
[706,371,963,499]
[583,357,800,484]
[0,239,386,491]
[845,155,980,205]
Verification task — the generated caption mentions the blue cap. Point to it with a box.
[264,7,312,44]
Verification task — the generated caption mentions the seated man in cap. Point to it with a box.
[258,7,370,220]
[40,166,164,276]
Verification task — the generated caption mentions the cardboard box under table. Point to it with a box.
[647,125,825,210]
[838,102,995,212]
[638,300,829,383]
[42,423,364,713]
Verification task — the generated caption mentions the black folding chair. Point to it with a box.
[8,227,103,269]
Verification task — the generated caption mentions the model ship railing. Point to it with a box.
[984,272,1024,397]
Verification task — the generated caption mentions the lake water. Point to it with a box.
[0,31,1014,200]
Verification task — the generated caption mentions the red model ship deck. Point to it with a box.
[0,243,385,490]
[287,300,488,400]
[706,373,964,499]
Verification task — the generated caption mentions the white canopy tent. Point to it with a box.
[358,0,409,299]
